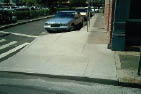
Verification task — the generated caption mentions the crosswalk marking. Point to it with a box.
[0,39,6,43]
[0,41,17,50]
[0,31,38,38]
[0,43,29,59]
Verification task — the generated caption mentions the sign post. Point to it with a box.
[138,48,141,75]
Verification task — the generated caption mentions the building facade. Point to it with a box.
[105,0,141,51]
[0,0,16,4]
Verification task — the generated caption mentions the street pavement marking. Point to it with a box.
[0,31,38,38]
[0,39,6,43]
[0,31,9,34]
[0,41,17,50]
[0,43,29,59]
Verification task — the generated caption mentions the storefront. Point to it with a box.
[105,0,141,51]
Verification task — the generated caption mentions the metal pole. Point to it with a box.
[87,0,90,32]
[138,48,141,75]
[88,0,90,26]
[87,9,89,32]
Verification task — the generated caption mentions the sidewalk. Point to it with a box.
[0,13,139,86]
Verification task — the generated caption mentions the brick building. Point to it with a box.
[104,0,141,51]
[104,0,114,49]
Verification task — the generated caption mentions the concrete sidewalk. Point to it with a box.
[0,13,118,85]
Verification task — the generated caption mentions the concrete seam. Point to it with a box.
[114,51,120,79]
[82,44,89,76]
[90,14,98,31]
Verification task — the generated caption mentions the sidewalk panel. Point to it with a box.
[83,44,117,80]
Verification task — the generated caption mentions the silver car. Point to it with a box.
[44,11,83,32]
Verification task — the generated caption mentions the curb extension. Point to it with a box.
[0,15,53,30]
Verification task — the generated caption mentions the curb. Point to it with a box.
[0,15,53,30]
[0,71,119,86]
[1,55,141,88]
[115,52,141,88]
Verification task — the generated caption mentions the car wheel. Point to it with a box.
[71,24,76,31]
[47,30,53,33]
[77,22,83,30]
[80,22,83,28]
[6,16,11,23]
[11,16,17,23]
[45,29,51,33]
[47,31,52,33]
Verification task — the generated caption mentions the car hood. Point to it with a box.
[46,17,73,24]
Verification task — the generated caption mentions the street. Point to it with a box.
[0,0,141,93]
[0,19,48,62]
[0,14,141,93]
[0,72,141,94]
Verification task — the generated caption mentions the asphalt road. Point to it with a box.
[0,72,141,94]
[0,19,48,62]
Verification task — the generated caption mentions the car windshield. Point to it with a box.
[55,12,75,18]
[76,9,87,12]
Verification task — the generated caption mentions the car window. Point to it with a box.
[76,9,87,12]
[55,12,75,18]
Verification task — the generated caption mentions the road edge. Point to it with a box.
[0,15,53,30]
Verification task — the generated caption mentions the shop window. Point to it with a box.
[130,0,141,19]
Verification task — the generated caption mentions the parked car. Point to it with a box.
[85,7,94,17]
[15,6,30,11]
[44,11,83,33]
[75,7,88,21]
[95,7,99,13]
[0,7,17,24]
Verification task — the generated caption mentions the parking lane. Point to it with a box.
[2,19,48,36]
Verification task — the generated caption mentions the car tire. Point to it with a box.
[45,29,51,33]
[47,30,53,33]
[71,24,76,31]
[77,22,83,30]
[5,16,11,23]
[80,22,83,28]
[11,16,17,23]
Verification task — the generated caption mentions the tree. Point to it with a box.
[36,0,58,7]
[69,0,87,7]
[22,0,38,6]
[3,0,10,4]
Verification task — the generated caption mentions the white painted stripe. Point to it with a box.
[0,31,9,34]
[11,32,38,38]
[0,31,38,38]
[0,39,6,43]
[0,41,17,50]
[0,43,29,59]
